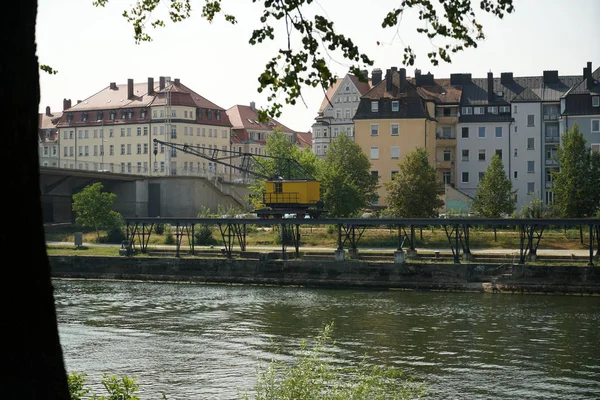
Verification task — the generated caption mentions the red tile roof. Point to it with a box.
[226,104,296,133]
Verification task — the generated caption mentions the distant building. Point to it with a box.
[55,76,232,178]
[38,106,62,167]
[311,71,372,158]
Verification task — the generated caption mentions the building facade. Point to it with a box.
[55,76,233,180]
[311,71,372,158]
[38,106,62,167]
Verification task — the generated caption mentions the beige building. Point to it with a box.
[38,106,62,167]
[353,67,462,208]
[56,76,233,179]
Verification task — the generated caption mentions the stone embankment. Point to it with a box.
[49,252,600,295]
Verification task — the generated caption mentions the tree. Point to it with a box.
[72,182,124,242]
[10,1,515,398]
[92,0,515,122]
[385,147,444,217]
[551,123,598,218]
[319,134,378,217]
[471,153,516,218]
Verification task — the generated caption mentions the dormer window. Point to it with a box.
[96,111,103,121]
[121,110,127,119]
[197,108,202,119]
[66,113,73,123]
[488,106,498,114]
[206,109,212,120]
[81,112,87,122]
[110,111,116,120]
[392,101,399,112]
[141,109,147,118]
[127,110,133,119]
[216,110,221,121]
[593,96,600,107]
[371,101,379,112]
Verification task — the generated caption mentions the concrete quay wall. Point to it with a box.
[49,256,600,295]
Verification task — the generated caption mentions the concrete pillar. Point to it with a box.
[394,250,405,265]
[407,249,418,258]
[335,249,345,261]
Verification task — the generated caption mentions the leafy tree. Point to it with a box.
[385,147,444,217]
[319,134,378,217]
[240,322,427,399]
[518,192,549,219]
[471,153,516,218]
[72,182,124,242]
[92,0,515,121]
[551,123,598,217]
[9,1,515,398]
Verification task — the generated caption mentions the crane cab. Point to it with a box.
[258,179,324,218]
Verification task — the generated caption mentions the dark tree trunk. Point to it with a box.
[2,0,70,398]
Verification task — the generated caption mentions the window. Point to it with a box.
[120,128,125,137]
[371,101,379,112]
[461,149,469,162]
[82,112,87,122]
[370,124,379,136]
[592,119,600,133]
[514,148,518,157]
[527,182,535,195]
[527,114,535,127]
[495,149,503,160]
[545,191,554,205]
[495,127,502,138]
[461,172,469,183]
[474,106,485,115]
[527,161,535,173]
[137,127,141,136]
[488,106,498,114]
[127,128,131,136]
[592,96,599,107]
[461,127,469,138]
[336,109,342,119]
[443,149,451,161]
[462,107,472,115]
[499,106,510,114]
[478,127,485,138]
[392,101,399,112]
[120,144,125,155]
[370,147,379,159]
[514,171,518,179]
[391,123,399,136]
[144,127,148,136]
[391,170,399,179]
[441,127,452,138]
[127,144,131,155]
[137,144,141,154]
[391,146,399,159]
[345,108,351,118]
[478,149,486,161]
[514,105,518,114]
[479,172,485,182]
[527,138,535,150]
[591,144,600,153]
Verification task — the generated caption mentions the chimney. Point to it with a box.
[360,69,368,81]
[159,76,166,90]
[385,69,393,93]
[487,72,494,102]
[587,61,593,90]
[450,73,472,86]
[415,68,421,77]
[250,101,256,111]
[372,68,382,85]
[174,78,180,86]
[77,100,82,104]
[45,106,51,116]
[63,98,71,110]
[543,70,559,84]
[148,77,154,95]
[109,82,117,90]
[500,72,513,84]
[416,72,434,86]
[127,78,134,99]
[399,68,407,93]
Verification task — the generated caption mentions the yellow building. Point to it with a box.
[353,68,462,208]
[56,76,233,179]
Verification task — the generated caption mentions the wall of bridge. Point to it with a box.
[40,168,250,222]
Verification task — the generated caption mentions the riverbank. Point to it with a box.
[49,254,600,296]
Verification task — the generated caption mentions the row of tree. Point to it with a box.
[257,123,600,219]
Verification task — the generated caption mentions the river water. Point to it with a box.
[53,279,600,399]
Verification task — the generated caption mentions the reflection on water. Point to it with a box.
[54,279,600,399]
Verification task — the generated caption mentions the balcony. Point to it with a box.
[436,160,454,170]
[545,135,560,144]
[543,114,559,121]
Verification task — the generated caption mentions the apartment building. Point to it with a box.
[353,67,440,207]
[226,101,297,155]
[55,76,232,178]
[38,106,61,167]
[311,71,372,158]
[561,62,600,155]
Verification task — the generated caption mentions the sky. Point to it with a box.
[36,0,600,133]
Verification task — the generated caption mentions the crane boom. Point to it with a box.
[153,138,314,181]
